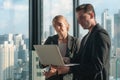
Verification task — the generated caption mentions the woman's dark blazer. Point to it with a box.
[70,24,111,80]
[42,34,80,80]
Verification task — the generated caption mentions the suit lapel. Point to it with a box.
[65,35,74,58]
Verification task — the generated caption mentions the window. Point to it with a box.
[37,72,41,76]
[0,0,29,80]
[36,64,40,69]
[79,0,120,79]
[42,0,73,43]
[36,57,39,61]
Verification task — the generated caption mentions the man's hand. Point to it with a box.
[56,66,70,74]
[63,57,70,64]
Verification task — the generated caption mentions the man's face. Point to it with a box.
[76,10,91,29]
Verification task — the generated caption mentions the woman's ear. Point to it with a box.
[67,23,70,31]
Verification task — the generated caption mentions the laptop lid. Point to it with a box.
[33,45,65,66]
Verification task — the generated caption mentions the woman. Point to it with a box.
[43,15,80,80]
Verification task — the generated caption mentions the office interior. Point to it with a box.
[0,0,120,80]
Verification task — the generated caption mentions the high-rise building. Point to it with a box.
[43,31,49,43]
[14,34,24,48]
[101,9,113,57]
[101,9,113,38]
[110,58,116,79]
[116,48,120,57]
[13,34,29,80]
[49,25,55,36]
[114,10,120,48]
[13,34,24,67]
[0,34,29,80]
[0,40,15,80]
[32,51,45,80]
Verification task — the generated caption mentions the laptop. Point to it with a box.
[33,45,79,66]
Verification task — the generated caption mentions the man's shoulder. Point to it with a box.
[94,24,108,35]
[94,25,110,42]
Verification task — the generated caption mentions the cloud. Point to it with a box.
[51,0,72,17]
[43,0,74,32]
[14,5,28,11]
[14,11,28,25]
[3,0,28,11]
[0,0,28,36]
[80,0,103,5]
[0,21,8,29]
[3,0,12,9]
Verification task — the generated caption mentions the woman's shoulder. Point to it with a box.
[44,35,58,44]
[68,35,81,49]
[47,34,58,39]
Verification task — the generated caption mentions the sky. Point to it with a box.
[0,0,28,37]
[80,0,120,13]
[0,0,120,37]
[43,0,120,36]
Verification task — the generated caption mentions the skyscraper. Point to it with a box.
[32,51,45,80]
[49,25,55,36]
[0,40,15,80]
[0,34,29,80]
[114,10,120,48]
[101,9,113,38]
[101,9,113,57]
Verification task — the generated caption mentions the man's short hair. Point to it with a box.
[76,3,96,17]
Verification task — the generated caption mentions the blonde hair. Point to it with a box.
[52,15,70,31]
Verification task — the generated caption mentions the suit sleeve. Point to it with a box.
[93,30,111,73]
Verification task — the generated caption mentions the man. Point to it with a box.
[46,4,111,80]
[69,3,111,80]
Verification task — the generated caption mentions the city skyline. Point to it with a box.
[0,33,29,80]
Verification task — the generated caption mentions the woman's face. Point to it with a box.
[53,18,69,36]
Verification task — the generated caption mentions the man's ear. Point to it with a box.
[89,12,94,19]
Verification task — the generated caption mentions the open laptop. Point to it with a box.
[33,45,79,66]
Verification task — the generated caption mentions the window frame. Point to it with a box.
[29,0,80,79]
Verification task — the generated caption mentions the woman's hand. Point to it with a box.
[44,66,57,79]
[44,65,70,78]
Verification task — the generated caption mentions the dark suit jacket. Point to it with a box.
[70,24,111,80]
[42,34,80,80]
